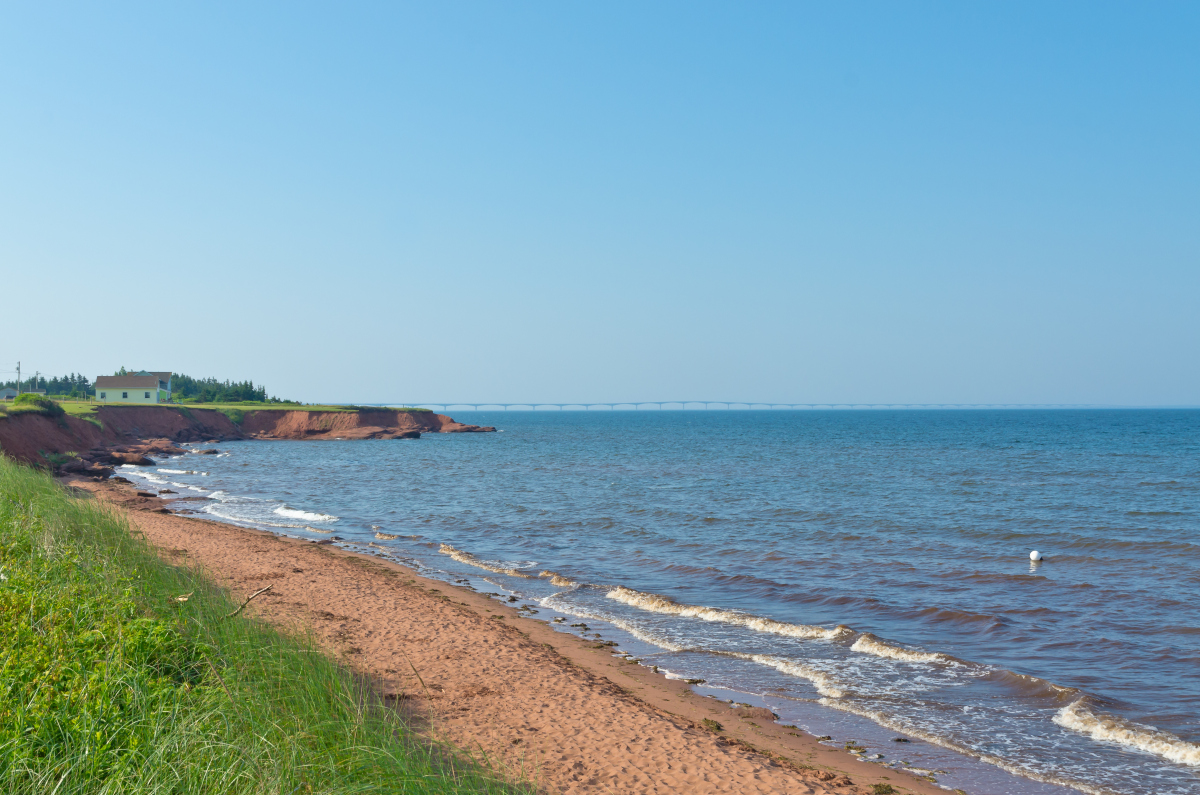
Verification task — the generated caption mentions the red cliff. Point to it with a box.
[0,406,494,468]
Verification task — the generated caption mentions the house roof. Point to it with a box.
[133,371,172,382]
[95,376,163,389]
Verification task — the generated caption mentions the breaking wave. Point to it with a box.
[438,544,532,578]
[730,653,848,698]
[539,570,577,587]
[1054,699,1200,767]
[158,468,200,475]
[273,506,338,523]
[605,586,849,640]
[537,595,688,651]
[819,698,1116,795]
[850,633,951,664]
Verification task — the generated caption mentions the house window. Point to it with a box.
[122,392,128,399]
[100,392,106,399]
[144,392,151,399]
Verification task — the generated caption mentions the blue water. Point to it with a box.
[124,409,1200,795]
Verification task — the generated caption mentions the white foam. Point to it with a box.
[539,570,577,587]
[851,633,950,664]
[733,653,848,698]
[537,596,687,651]
[1055,699,1200,767]
[819,698,1115,795]
[438,544,532,578]
[158,468,199,475]
[605,586,848,640]
[273,505,338,523]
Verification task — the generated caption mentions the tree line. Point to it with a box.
[2,370,295,404]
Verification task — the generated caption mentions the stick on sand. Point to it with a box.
[224,584,272,618]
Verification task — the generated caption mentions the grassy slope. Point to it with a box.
[0,459,521,794]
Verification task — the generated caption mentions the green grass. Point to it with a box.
[0,395,66,422]
[0,458,525,794]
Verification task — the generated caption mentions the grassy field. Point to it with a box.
[0,458,523,794]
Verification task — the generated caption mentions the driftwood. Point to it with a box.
[224,585,272,619]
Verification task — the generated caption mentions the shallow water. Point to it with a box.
[122,409,1200,795]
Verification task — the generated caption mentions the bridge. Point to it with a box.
[394,402,1111,411]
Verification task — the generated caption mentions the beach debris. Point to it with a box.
[174,592,193,602]
[375,531,399,540]
[685,678,706,684]
[701,719,723,732]
[224,584,272,618]
[892,737,910,742]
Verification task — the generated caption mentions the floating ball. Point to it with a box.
[1030,550,1042,561]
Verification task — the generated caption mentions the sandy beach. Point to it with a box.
[66,475,947,795]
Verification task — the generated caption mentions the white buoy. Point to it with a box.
[1030,550,1042,561]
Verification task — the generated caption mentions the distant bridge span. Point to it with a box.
[392,402,1111,412]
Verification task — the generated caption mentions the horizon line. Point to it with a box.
[367,402,1200,411]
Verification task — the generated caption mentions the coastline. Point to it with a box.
[67,474,949,795]
[0,405,495,471]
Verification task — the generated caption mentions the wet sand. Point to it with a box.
[70,477,947,795]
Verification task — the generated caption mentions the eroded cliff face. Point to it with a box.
[0,406,494,467]
[238,409,493,439]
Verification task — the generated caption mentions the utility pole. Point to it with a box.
[34,371,39,393]
[15,362,19,395]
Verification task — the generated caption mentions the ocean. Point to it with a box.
[120,409,1200,795]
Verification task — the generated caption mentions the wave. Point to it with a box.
[438,544,532,578]
[306,526,334,534]
[730,653,847,698]
[158,468,198,475]
[539,570,577,587]
[203,504,305,529]
[1054,699,1200,767]
[273,505,338,523]
[851,633,951,664]
[820,698,1116,795]
[605,586,849,640]
[537,595,687,651]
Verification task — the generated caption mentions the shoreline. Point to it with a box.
[0,404,495,472]
[67,474,948,795]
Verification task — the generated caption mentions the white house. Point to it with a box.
[95,371,173,404]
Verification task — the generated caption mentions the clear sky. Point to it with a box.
[2,2,1197,406]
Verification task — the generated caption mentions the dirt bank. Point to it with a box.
[239,408,490,439]
[0,406,494,468]
[65,476,945,795]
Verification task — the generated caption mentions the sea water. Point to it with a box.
[120,409,1200,795]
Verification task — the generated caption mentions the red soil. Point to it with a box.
[0,406,493,467]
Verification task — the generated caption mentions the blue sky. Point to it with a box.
[2,2,1197,405]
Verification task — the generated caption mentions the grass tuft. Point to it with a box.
[0,457,525,794]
